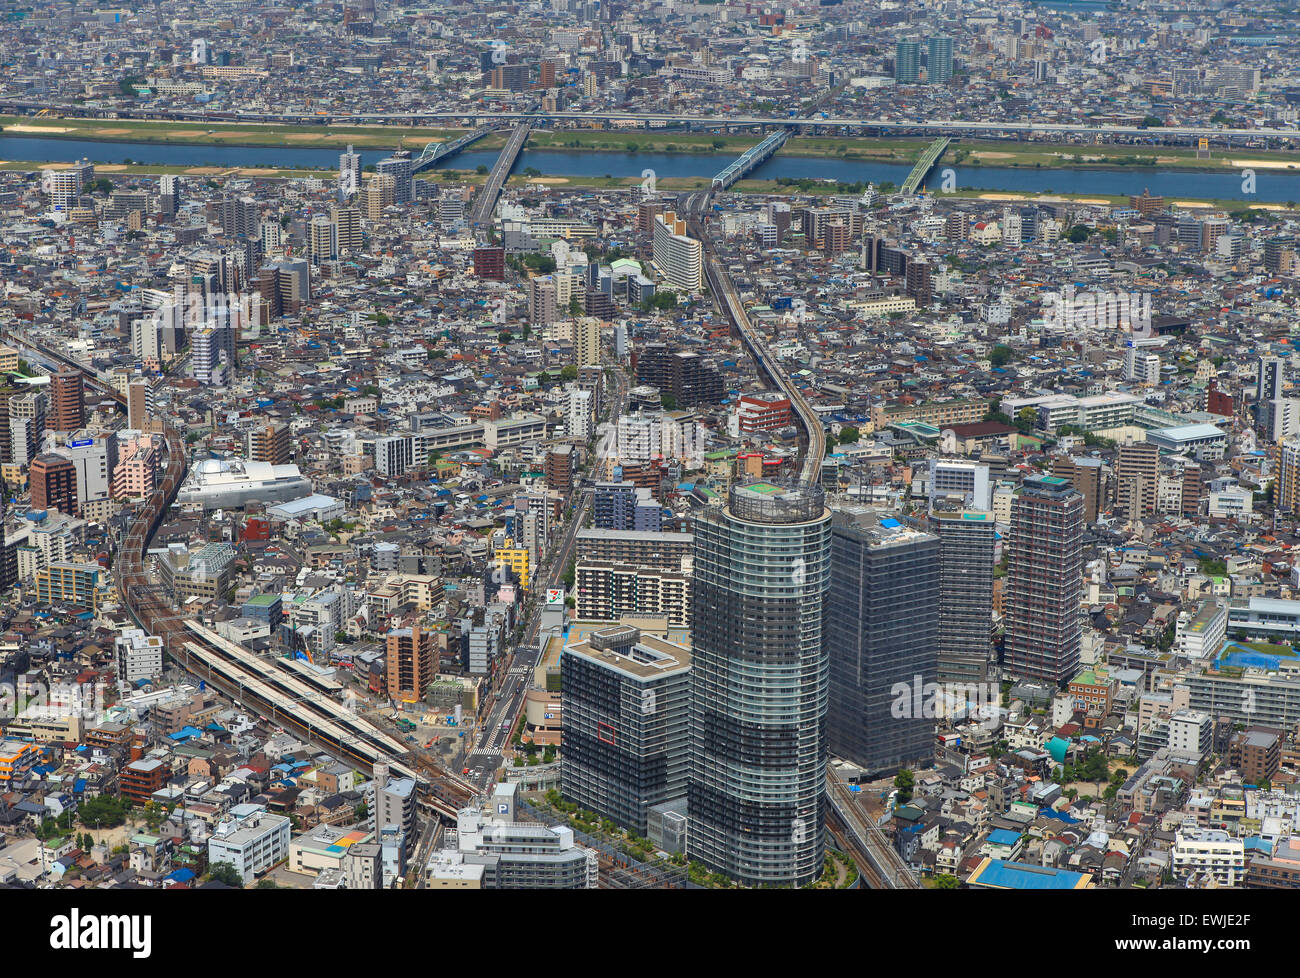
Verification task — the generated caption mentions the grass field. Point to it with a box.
[0,115,484,152]
[6,114,1300,173]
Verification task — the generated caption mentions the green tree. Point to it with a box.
[1015,407,1038,434]
[932,873,959,889]
[838,425,860,445]
[989,345,1014,367]
[894,768,914,805]
[207,861,244,886]
[559,364,579,382]
[1066,225,1091,244]
[78,794,131,829]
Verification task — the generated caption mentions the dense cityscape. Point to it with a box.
[0,0,1294,910]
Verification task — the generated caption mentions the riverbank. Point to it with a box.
[2,157,1292,215]
[0,116,488,153]
[5,114,1300,175]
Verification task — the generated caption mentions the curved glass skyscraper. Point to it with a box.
[687,481,831,887]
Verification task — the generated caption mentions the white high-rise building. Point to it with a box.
[375,435,415,477]
[568,388,593,440]
[115,628,165,682]
[53,432,115,510]
[1001,208,1022,246]
[1124,345,1161,386]
[928,459,991,510]
[339,144,362,200]
[43,160,92,212]
[1266,397,1300,444]
[652,211,702,292]
[207,804,292,885]
[131,314,163,363]
[191,327,226,387]
[261,221,283,254]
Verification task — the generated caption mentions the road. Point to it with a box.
[469,122,530,228]
[10,101,1299,142]
[458,366,629,793]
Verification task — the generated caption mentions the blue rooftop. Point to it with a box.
[968,859,1091,890]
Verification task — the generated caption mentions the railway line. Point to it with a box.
[113,420,479,821]
[824,769,922,889]
[826,817,876,889]
[0,328,125,408]
[686,193,826,485]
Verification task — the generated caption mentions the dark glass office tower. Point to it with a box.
[1003,476,1084,683]
[560,626,691,837]
[688,481,830,887]
[825,509,940,777]
[931,506,996,687]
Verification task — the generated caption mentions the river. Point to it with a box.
[2,133,1298,202]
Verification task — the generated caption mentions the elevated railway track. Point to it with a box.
[686,192,825,485]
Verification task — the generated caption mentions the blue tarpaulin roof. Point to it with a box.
[1042,808,1081,824]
